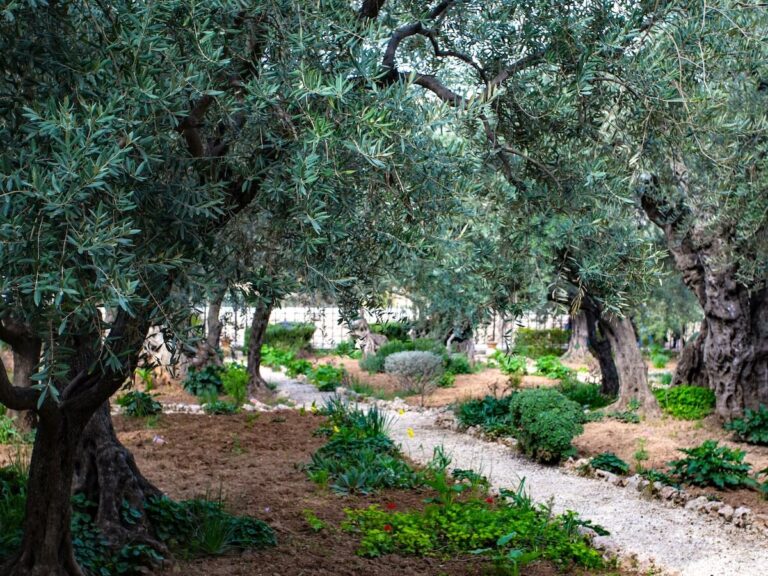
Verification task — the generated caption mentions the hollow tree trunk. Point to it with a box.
[600,315,660,417]
[583,308,619,397]
[562,311,591,363]
[642,193,768,419]
[672,319,709,388]
[72,402,165,552]
[2,409,86,576]
[247,302,272,392]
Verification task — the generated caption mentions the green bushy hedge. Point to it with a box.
[653,386,715,420]
[370,321,411,342]
[264,322,315,351]
[513,328,569,358]
[509,388,584,463]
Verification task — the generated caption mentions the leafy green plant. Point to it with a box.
[285,358,313,378]
[183,365,224,397]
[116,391,162,418]
[651,353,669,369]
[667,440,757,489]
[590,452,629,475]
[308,364,345,392]
[203,400,239,415]
[659,372,673,386]
[725,405,768,446]
[606,409,640,424]
[220,363,249,406]
[358,339,414,373]
[263,322,315,352]
[260,345,295,369]
[437,371,456,388]
[508,389,584,463]
[446,353,472,375]
[653,386,715,420]
[0,416,34,445]
[535,355,573,380]
[342,471,603,571]
[558,379,613,410]
[303,509,326,532]
[333,339,361,358]
[489,351,527,375]
[634,438,649,473]
[455,395,516,438]
[370,321,411,342]
[134,367,155,391]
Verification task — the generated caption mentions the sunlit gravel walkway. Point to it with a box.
[271,374,768,576]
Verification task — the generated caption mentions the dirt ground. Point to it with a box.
[113,411,624,576]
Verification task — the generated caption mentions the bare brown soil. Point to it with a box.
[113,411,622,576]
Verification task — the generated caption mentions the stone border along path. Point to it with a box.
[131,368,768,576]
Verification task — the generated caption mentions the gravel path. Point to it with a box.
[270,376,768,576]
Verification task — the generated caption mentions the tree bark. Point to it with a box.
[642,193,768,419]
[562,311,591,363]
[583,307,620,397]
[247,302,272,392]
[2,409,86,576]
[7,336,41,432]
[72,403,166,552]
[600,315,661,417]
[672,319,709,388]
[189,291,225,370]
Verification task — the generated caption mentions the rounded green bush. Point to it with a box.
[653,385,715,420]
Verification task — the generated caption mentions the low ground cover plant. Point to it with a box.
[306,399,421,495]
[221,363,249,406]
[343,468,604,572]
[203,400,239,415]
[653,386,715,420]
[488,351,527,375]
[116,391,162,418]
[308,363,345,392]
[535,355,573,380]
[667,440,759,490]
[590,452,629,475]
[183,364,225,397]
[725,405,768,446]
[455,395,516,438]
[558,379,613,410]
[333,339,361,359]
[509,389,584,463]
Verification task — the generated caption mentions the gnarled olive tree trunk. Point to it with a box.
[189,291,225,371]
[642,194,768,419]
[247,302,273,392]
[562,311,591,363]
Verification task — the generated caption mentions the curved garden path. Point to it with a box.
[267,371,768,576]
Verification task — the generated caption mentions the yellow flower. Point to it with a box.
[407,427,415,438]
[310,401,318,414]
[398,409,405,416]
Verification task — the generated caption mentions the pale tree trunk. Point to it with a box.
[189,291,225,370]
[601,315,660,417]
[642,193,768,419]
[562,311,591,363]
[7,335,41,432]
[247,301,272,392]
[672,319,709,388]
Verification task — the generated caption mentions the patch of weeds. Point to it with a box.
[308,363,345,392]
[653,386,715,420]
[220,363,249,406]
[455,395,515,438]
[558,379,613,410]
[633,439,649,473]
[203,400,239,415]
[183,365,224,397]
[667,440,757,490]
[590,452,629,475]
[116,391,162,418]
[437,371,456,388]
[488,351,528,375]
[725,405,768,446]
[535,355,573,379]
[303,509,326,532]
[0,415,33,445]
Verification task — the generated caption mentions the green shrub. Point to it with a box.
[489,351,527,375]
[263,322,315,352]
[558,379,612,410]
[333,339,361,358]
[590,452,629,475]
[653,386,715,420]
[183,365,224,397]
[203,400,239,415]
[307,400,420,494]
[455,395,516,438]
[384,351,444,400]
[116,391,163,417]
[220,363,249,406]
[651,353,669,369]
[0,416,33,445]
[659,372,673,386]
[437,372,455,388]
[285,358,313,378]
[412,338,446,355]
[606,409,640,424]
[309,364,345,392]
[260,345,295,369]
[446,353,472,375]
[726,405,768,445]
[667,440,756,489]
[513,328,569,358]
[342,474,603,571]
[509,389,584,463]
[359,339,413,374]
[535,355,572,380]
[370,321,411,342]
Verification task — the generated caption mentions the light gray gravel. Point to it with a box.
[269,374,768,576]
[388,409,768,576]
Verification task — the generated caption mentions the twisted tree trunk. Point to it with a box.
[642,193,768,419]
[189,291,225,370]
[247,302,273,392]
[672,320,709,388]
[584,307,619,397]
[562,311,591,363]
